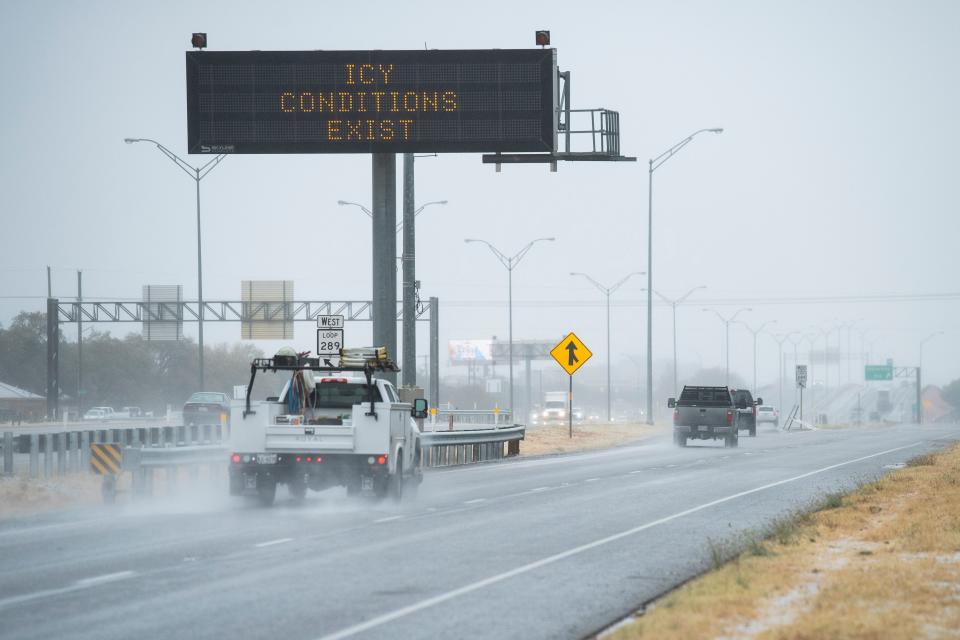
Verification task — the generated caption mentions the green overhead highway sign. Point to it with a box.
[865,364,893,381]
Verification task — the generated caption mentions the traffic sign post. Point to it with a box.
[795,365,807,424]
[550,333,593,438]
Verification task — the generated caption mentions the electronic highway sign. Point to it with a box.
[186,49,558,154]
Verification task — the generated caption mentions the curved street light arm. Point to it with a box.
[675,285,707,306]
[570,272,607,294]
[650,128,723,172]
[511,237,555,268]
[338,200,373,218]
[465,238,510,269]
[609,271,644,294]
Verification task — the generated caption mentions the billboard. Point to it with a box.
[186,49,557,154]
[448,340,494,364]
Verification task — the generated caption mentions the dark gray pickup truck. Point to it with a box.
[668,385,739,447]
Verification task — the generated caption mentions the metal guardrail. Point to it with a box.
[420,425,525,468]
[120,444,230,498]
[0,424,229,478]
[433,409,513,428]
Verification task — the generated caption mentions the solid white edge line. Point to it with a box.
[316,441,922,640]
[254,538,294,548]
[464,498,486,505]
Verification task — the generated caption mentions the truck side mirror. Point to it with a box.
[667,398,676,409]
[756,397,763,406]
[411,398,428,419]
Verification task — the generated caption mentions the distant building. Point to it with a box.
[0,381,45,422]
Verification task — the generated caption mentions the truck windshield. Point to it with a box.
[678,387,732,407]
[545,401,565,409]
[311,382,383,409]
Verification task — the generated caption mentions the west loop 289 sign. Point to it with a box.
[186,49,558,154]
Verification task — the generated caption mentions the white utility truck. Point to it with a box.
[229,348,427,506]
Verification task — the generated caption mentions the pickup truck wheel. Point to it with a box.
[730,434,739,448]
[389,459,404,502]
[674,432,686,447]
[749,426,757,437]
[257,479,276,507]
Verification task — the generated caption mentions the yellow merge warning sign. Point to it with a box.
[550,332,593,376]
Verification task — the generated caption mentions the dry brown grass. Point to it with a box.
[606,443,960,640]
[520,423,663,457]
[0,473,116,518]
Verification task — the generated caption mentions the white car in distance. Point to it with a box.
[756,405,779,426]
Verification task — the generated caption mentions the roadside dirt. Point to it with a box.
[520,423,664,457]
[604,443,960,640]
[0,473,112,519]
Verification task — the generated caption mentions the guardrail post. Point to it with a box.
[202,424,210,444]
[2,432,12,476]
[29,433,39,478]
[80,431,90,471]
[56,432,66,475]
[43,434,52,477]
[68,432,79,473]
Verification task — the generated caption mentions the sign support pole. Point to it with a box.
[568,374,573,439]
[402,153,416,388]
[372,153,397,384]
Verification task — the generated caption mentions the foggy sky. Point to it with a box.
[1,0,958,390]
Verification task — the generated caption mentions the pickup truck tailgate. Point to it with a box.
[266,425,355,452]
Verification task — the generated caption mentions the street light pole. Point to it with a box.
[704,307,751,385]
[919,331,944,424]
[770,332,792,413]
[647,128,722,424]
[339,196,447,388]
[571,271,644,422]
[738,320,777,393]
[650,286,706,397]
[125,138,225,389]
[465,237,555,418]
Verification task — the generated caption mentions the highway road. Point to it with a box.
[0,422,957,640]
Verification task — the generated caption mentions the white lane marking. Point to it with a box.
[0,571,136,611]
[254,538,293,548]
[374,515,403,523]
[316,441,922,640]
[75,571,135,587]
[629,470,644,475]
[666,464,677,468]
[584,478,599,483]
[464,498,486,505]
[529,486,550,493]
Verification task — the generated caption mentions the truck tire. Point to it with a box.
[674,432,686,447]
[257,479,277,507]
[389,459,404,502]
[288,477,307,501]
[749,425,757,437]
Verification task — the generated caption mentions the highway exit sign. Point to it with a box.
[865,364,893,381]
[551,332,592,376]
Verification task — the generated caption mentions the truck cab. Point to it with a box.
[229,351,426,506]
[730,389,762,437]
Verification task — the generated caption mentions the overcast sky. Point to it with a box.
[1,0,958,394]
